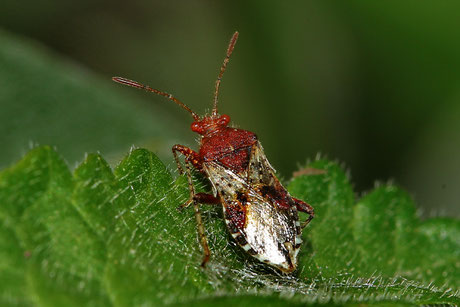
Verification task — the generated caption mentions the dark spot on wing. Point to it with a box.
[235,234,248,246]
[236,191,248,206]
[258,184,292,210]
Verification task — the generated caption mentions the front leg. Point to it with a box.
[172,144,200,206]
[293,197,315,229]
[172,144,201,175]
[172,144,212,267]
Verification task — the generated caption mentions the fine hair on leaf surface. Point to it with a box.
[0,146,458,306]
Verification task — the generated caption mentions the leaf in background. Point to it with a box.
[0,28,185,170]
[0,147,458,306]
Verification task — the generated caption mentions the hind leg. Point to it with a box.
[293,197,315,229]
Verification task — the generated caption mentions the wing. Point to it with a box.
[245,140,297,211]
[244,187,300,271]
[203,160,301,272]
[203,160,251,231]
[247,141,277,186]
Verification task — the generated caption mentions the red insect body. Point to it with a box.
[113,32,314,273]
[200,128,256,173]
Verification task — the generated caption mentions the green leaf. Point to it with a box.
[0,147,458,306]
[0,220,30,306]
[0,28,185,170]
[0,147,109,306]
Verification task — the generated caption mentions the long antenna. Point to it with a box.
[112,77,200,121]
[212,31,239,116]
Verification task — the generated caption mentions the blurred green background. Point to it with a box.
[0,1,459,217]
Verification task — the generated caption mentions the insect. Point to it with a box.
[112,31,314,273]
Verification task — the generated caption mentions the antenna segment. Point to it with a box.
[112,77,200,121]
[212,31,239,116]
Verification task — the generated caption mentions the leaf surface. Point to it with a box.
[0,147,458,306]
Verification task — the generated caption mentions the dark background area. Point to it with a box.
[1,1,459,217]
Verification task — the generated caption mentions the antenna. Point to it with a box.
[212,31,239,116]
[112,77,200,121]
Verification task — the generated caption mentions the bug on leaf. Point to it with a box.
[112,31,314,273]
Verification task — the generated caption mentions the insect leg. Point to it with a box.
[172,145,211,267]
[178,193,221,210]
[172,144,201,175]
[172,144,207,210]
[183,159,211,267]
[293,197,315,229]
[194,193,220,204]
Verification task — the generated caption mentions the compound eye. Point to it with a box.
[191,122,203,133]
[219,114,230,126]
